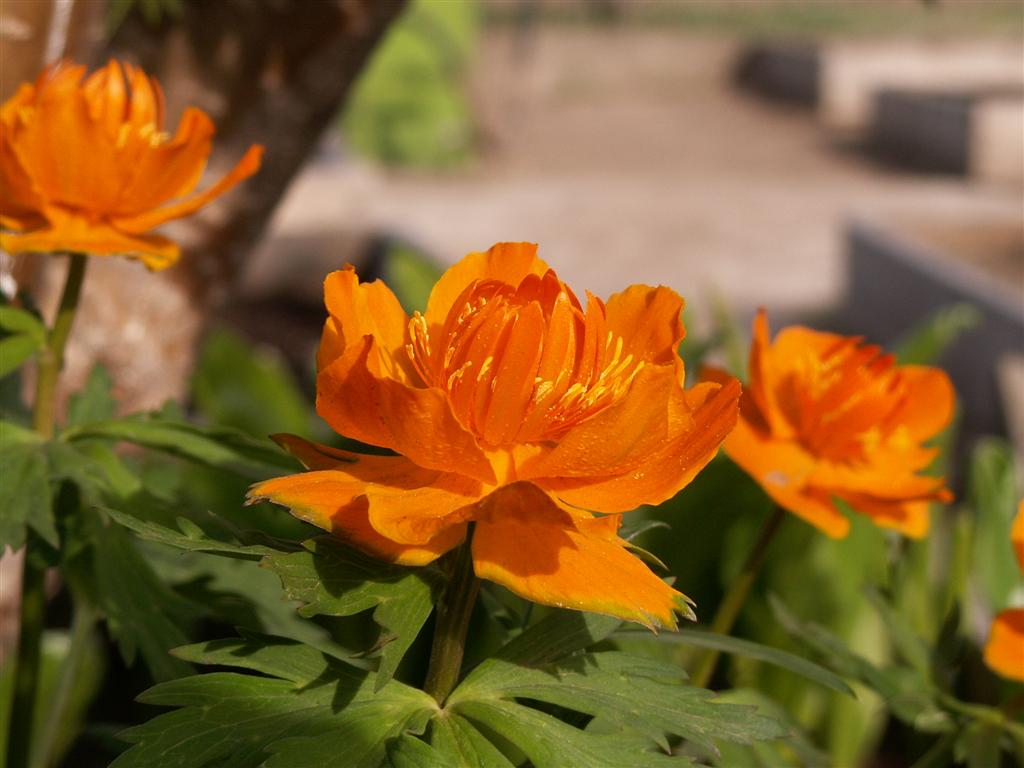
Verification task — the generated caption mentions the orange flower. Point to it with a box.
[0,60,262,270]
[249,243,741,629]
[983,501,1024,681]
[706,311,954,539]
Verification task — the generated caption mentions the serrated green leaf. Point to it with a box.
[0,434,56,548]
[91,521,199,680]
[0,334,43,378]
[451,651,784,752]
[67,364,116,426]
[615,627,855,696]
[61,415,298,478]
[495,608,621,666]
[263,536,440,689]
[429,713,516,767]
[386,734,451,768]
[114,635,437,768]
[0,305,46,342]
[456,699,682,767]
[105,508,275,561]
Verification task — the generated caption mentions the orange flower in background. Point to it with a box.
[983,501,1024,681]
[706,311,954,539]
[0,60,262,270]
[250,242,741,629]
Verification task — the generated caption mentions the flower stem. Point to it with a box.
[691,505,786,689]
[7,253,88,768]
[32,253,88,439]
[423,534,480,704]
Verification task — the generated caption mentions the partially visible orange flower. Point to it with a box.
[706,311,954,539]
[0,60,262,270]
[984,501,1024,681]
[250,243,741,629]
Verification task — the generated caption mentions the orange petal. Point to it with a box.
[604,284,686,370]
[532,376,741,513]
[808,460,949,501]
[112,107,214,215]
[111,143,263,233]
[424,242,550,328]
[471,483,690,629]
[723,414,850,538]
[984,609,1024,682]
[316,335,495,483]
[523,364,681,480]
[887,366,956,441]
[318,266,413,380]
[248,463,467,566]
[746,310,793,438]
[836,494,931,538]
[0,215,179,270]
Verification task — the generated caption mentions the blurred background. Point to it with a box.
[1,2,1023,765]
[2,0,1020,446]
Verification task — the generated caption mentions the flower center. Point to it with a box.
[406,271,643,447]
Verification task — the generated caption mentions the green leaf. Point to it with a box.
[263,536,441,690]
[450,651,785,752]
[382,244,444,314]
[0,428,56,548]
[104,508,276,561]
[455,699,680,767]
[67,365,116,426]
[0,334,43,378]
[494,608,622,666]
[386,735,452,768]
[0,305,46,343]
[429,713,516,767]
[968,438,1021,610]
[192,329,311,438]
[90,520,199,681]
[894,303,981,365]
[615,627,855,696]
[114,635,436,768]
[62,415,298,478]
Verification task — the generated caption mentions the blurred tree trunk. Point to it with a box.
[34,0,407,411]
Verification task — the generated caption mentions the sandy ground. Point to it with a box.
[250,28,1023,328]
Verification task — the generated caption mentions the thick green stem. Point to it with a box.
[691,505,786,689]
[7,254,88,768]
[423,536,480,704]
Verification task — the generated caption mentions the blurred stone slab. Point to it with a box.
[735,42,820,106]
[820,40,1023,137]
[870,87,1024,183]
[844,215,1024,442]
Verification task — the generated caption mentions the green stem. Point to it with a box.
[32,253,87,439]
[423,534,480,704]
[691,505,786,689]
[35,602,97,768]
[7,253,88,768]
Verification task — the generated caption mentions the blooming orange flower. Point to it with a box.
[983,501,1024,681]
[249,243,741,629]
[0,60,262,270]
[706,311,954,539]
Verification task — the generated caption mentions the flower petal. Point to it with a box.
[1014,500,1024,572]
[111,143,263,233]
[533,376,741,513]
[604,284,686,369]
[424,242,550,328]
[885,366,956,440]
[836,494,931,538]
[984,609,1024,682]
[248,463,467,566]
[318,266,414,381]
[317,335,495,483]
[723,414,851,537]
[0,214,179,270]
[471,483,690,629]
